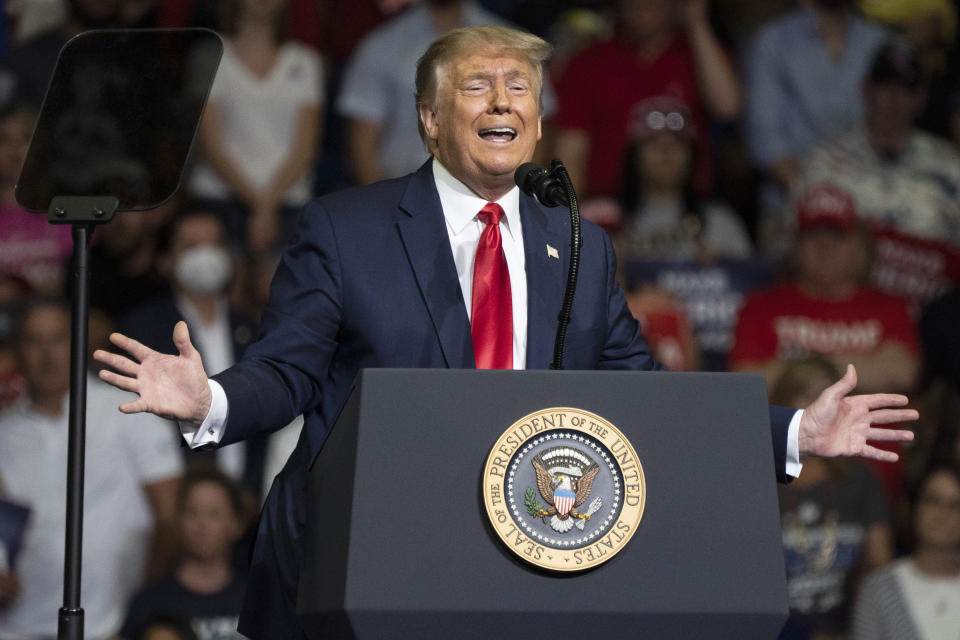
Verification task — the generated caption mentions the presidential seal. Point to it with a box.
[483,407,645,572]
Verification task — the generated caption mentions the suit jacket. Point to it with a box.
[213,161,793,639]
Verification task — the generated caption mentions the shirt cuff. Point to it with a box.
[179,379,228,449]
[786,409,803,478]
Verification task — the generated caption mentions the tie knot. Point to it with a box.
[478,202,505,227]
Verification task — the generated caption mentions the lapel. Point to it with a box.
[520,195,569,369]
[396,161,474,368]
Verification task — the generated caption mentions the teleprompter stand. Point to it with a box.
[47,196,118,640]
[16,29,222,640]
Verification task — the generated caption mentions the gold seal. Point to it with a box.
[482,407,645,572]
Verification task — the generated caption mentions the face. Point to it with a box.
[865,83,925,135]
[794,228,867,288]
[140,624,187,640]
[419,48,541,200]
[179,481,241,562]
[0,113,32,185]
[620,0,673,41]
[914,470,960,551]
[164,215,226,270]
[241,0,286,21]
[98,211,149,256]
[636,132,691,192]
[18,306,71,399]
[905,13,944,51]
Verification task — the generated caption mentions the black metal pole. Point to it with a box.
[59,223,93,640]
[550,160,582,371]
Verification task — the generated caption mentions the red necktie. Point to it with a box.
[471,202,513,369]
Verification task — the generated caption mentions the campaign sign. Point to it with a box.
[623,258,776,370]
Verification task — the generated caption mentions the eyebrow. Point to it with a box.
[461,69,531,84]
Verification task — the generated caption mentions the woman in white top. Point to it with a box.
[851,464,960,640]
[190,0,323,254]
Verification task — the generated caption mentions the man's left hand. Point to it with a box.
[799,364,917,461]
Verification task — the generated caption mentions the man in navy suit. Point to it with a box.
[95,25,916,640]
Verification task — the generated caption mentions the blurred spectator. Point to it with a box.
[554,0,741,199]
[797,40,960,245]
[156,0,324,51]
[189,0,322,254]
[614,95,752,261]
[122,470,247,640]
[0,298,182,639]
[744,0,888,253]
[336,0,537,185]
[88,204,172,321]
[625,285,699,370]
[117,209,266,500]
[4,0,69,44]
[858,0,958,140]
[0,103,71,295]
[771,357,894,640]
[544,8,613,79]
[478,0,605,37]
[921,288,960,388]
[4,0,123,109]
[0,274,30,411]
[711,0,796,47]
[729,184,920,394]
[908,379,960,506]
[851,464,960,640]
[621,254,777,372]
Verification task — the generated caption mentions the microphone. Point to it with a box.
[515,159,582,370]
[514,162,569,208]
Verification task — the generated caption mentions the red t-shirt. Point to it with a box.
[554,32,712,197]
[728,283,919,366]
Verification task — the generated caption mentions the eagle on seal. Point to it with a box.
[532,456,600,533]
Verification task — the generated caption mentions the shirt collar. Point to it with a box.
[432,159,521,240]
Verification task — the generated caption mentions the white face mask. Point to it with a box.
[173,244,232,294]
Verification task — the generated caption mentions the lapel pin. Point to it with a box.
[546,244,559,260]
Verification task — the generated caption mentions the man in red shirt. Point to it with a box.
[729,184,920,394]
[553,0,740,198]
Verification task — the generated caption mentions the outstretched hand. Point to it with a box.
[93,321,212,425]
[799,364,917,462]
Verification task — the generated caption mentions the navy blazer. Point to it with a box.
[215,161,793,639]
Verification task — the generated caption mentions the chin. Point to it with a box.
[481,154,526,175]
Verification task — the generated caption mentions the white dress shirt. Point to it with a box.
[433,160,527,368]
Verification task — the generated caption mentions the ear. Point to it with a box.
[537,114,542,142]
[419,103,440,146]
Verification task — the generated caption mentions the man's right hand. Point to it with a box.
[93,321,212,425]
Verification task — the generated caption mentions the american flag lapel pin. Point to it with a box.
[546,244,559,260]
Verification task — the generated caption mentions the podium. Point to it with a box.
[298,369,788,638]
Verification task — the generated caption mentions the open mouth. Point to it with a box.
[478,127,517,142]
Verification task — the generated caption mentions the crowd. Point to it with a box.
[0,0,958,639]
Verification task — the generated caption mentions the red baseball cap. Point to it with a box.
[795,184,858,232]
